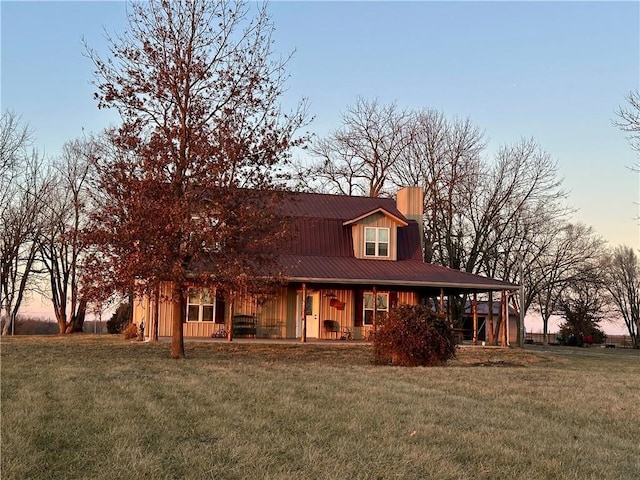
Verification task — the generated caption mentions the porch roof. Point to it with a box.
[276,255,517,292]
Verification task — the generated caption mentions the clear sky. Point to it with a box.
[2,0,639,254]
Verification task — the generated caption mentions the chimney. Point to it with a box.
[396,186,424,250]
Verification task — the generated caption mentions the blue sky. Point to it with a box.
[2,1,639,252]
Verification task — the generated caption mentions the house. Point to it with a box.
[133,187,519,342]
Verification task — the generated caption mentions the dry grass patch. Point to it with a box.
[2,336,639,480]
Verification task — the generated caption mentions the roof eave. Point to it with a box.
[284,275,518,291]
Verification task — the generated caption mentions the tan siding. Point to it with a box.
[256,287,288,338]
[132,294,150,327]
[351,212,398,260]
[158,282,175,337]
[397,291,416,306]
[285,288,298,338]
[184,321,215,337]
[318,289,354,338]
[142,281,422,340]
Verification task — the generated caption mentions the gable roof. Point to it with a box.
[272,191,517,292]
[343,207,408,227]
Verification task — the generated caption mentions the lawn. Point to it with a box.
[1,336,638,480]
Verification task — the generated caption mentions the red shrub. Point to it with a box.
[122,322,139,340]
[372,304,456,367]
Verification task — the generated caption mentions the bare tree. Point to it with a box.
[0,111,31,195]
[84,0,308,358]
[526,223,605,345]
[302,100,573,345]
[38,138,96,334]
[304,97,411,197]
[614,89,640,168]
[392,111,485,267]
[1,112,51,334]
[603,245,640,348]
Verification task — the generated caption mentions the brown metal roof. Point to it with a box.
[278,192,421,261]
[275,255,516,292]
[279,191,406,220]
[270,191,518,291]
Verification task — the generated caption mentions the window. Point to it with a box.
[187,288,216,322]
[364,227,389,257]
[363,292,388,325]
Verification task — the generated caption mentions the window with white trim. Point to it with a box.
[187,288,215,322]
[363,292,388,325]
[364,227,389,257]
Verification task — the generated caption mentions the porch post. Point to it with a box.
[301,283,307,343]
[439,288,445,314]
[501,290,507,347]
[472,292,478,346]
[372,285,377,332]
[226,291,235,342]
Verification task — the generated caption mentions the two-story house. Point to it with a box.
[133,187,518,341]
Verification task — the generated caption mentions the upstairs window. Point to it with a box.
[364,227,389,257]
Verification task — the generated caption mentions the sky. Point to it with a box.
[1,1,639,331]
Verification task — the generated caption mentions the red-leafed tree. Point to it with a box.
[84,0,309,358]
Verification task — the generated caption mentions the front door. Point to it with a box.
[297,291,320,338]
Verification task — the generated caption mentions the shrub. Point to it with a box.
[372,304,456,367]
[107,302,132,334]
[122,322,139,340]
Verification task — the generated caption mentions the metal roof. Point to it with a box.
[271,191,518,292]
[275,255,516,292]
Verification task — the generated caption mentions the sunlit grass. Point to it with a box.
[1,336,638,479]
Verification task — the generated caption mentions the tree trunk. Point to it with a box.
[56,306,68,334]
[66,298,87,333]
[2,309,13,335]
[542,316,549,346]
[171,287,186,359]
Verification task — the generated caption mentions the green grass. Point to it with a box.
[1,336,639,480]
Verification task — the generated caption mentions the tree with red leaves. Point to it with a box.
[84,0,308,358]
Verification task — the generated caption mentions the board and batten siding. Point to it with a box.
[351,212,399,261]
[135,283,419,339]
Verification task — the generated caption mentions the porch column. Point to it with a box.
[226,291,235,342]
[509,293,520,347]
[301,283,307,343]
[472,292,478,346]
[501,290,507,347]
[372,285,377,332]
[439,288,445,314]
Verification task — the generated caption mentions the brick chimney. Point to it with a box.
[396,186,424,250]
